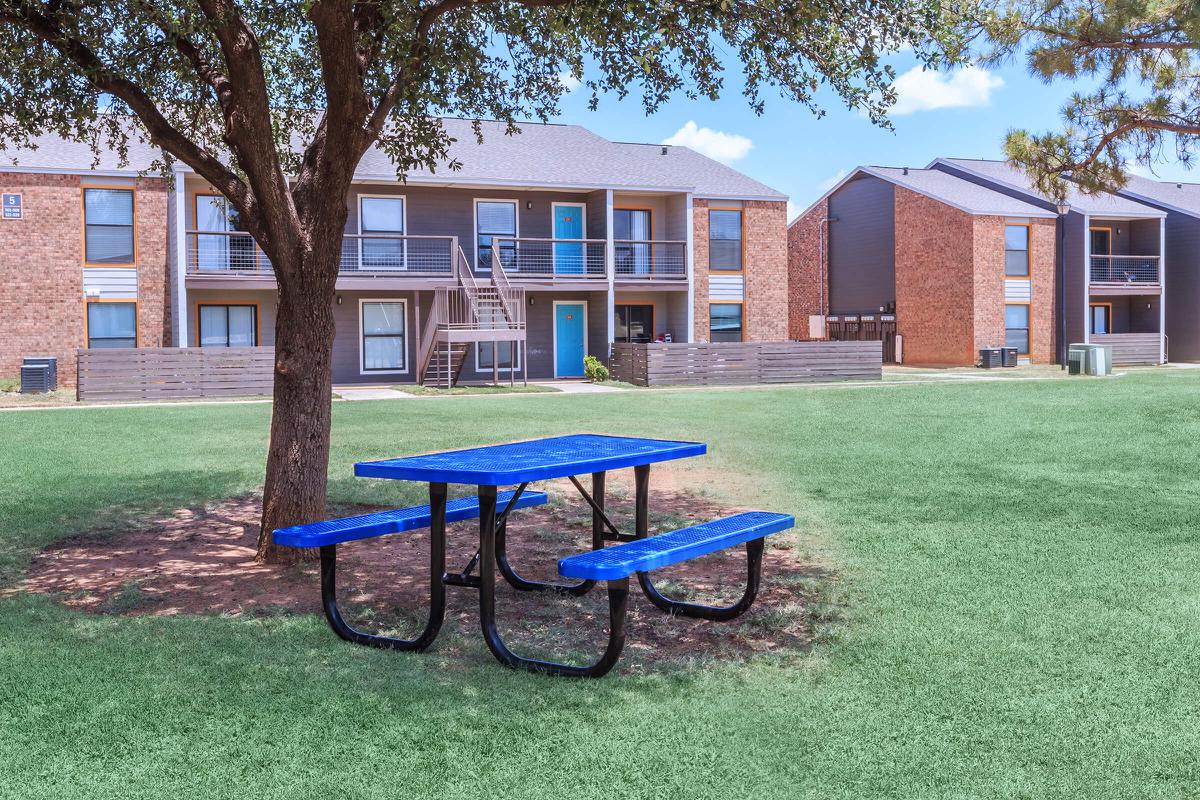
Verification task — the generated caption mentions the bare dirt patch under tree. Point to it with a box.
[20,480,838,672]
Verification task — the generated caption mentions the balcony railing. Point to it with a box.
[615,239,686,279]
[488,237,608,278]
[185,231,456,275]
[1090,254,1160,285]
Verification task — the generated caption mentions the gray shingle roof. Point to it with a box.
[864,166,1055,217]
[1118,174,1200,218]
[0,117,785,200]
[934,158,1165,218]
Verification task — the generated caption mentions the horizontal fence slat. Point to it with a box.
[77,347,276,401]
[609,341,882,387]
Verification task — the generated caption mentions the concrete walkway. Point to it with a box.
[532,380,627,394]
[333,386,413,401]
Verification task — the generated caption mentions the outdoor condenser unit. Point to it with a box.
[22,356,57,390]
[1000,347,1018,367]
[979,348,1003,369]
[20,364,52,393]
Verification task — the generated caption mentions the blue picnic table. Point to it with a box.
[274,433,793,677]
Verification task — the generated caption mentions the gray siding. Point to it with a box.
[186,289,278,349]
[1064,211,1088,345]
[1165,212,1200,360]
[827,176,896,313]
[1091,217,1160,256]
[344,185,596,269]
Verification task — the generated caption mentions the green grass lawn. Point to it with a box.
[391,382,560,395]
[2,372,1199,798]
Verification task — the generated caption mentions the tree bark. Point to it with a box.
[256,238,341,563]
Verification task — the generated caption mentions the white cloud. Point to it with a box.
[817,169,848,193]
[890,65,1004,116]
[557,72,581,93]
[662,121,753,164]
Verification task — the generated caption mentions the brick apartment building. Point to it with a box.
[0,119,789,387]
[790,160,1171,367]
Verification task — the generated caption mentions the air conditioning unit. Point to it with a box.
[1000,347,1018,367]
[979,348,1003,369]
[22,356,57,390]
[20,364,52,393]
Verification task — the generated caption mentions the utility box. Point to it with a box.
[1068,345,1087,375]
[979,348,1003,369]
[1088,344,1112,376]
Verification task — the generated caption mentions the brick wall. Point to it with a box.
[743,200,789,341]
[0,173,85,385]
[1030,218,1056,363]
[787,198,828,339]
[135,177,171,348]
[0,173,171,387]
[972,216,1007,354]
[691,198,788,342]
[691,198,710,340]
[893,186,977,365]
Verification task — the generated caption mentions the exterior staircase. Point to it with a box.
[417,247,526,387]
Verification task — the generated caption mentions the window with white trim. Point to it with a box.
[361,300,407,372]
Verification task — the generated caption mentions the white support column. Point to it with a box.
[1160,216,1167,363]
[685,193,695,343]
[1082,213,1091,344]
[605,189,615,348]
[172,169,189,348]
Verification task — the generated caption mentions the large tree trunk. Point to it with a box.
[256,240,341,563]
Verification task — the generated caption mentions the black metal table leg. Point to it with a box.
[478,484,628,678]
[495,477,598,596]
[633,464,765,622]
[319,482,448,651]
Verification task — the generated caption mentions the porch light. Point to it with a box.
[1055,202,1070,216]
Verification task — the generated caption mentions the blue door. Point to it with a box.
[553,204,585,275]
[555,303,586,377]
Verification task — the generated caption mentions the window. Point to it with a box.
[360,300,407,373]
[359,196,406,270]
[1090,227,1112,256]
[1005,304,1030,354]
[615,304,654,343]
[614,209,652,274]
[476,200,517,271]
[87,302,137,349]
[477,341,520,372]
[198,305,258,347]
[195,195,255,270]
[710,303,743,342]
[1004,224,1029,277]
[83,188,134,264]
[709,209,742,271]
[1089,303,1111,335]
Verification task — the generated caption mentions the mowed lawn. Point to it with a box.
[2,372,1199,799]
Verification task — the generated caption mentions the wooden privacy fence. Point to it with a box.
[609,341,882,387]
[77,347,275,401]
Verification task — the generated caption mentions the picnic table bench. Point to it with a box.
[274,434,794,677]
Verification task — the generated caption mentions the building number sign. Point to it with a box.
[2,194,21,220]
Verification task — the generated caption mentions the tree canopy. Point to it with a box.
[986,0,1200,198]
[0,0,969,559]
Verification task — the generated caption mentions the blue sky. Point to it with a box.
[549,51,1195,220]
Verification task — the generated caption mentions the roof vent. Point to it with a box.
[1178,183,1183,189]
[661,146,668,156]
[902,167,909,175]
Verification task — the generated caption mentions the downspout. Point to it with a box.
[1055,204,1069,368]
[818,216,836,315]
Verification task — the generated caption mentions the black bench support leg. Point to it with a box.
[495,476,599,597]
[318,482,448,651]
[632,464,765,622]
[478,484,628,678]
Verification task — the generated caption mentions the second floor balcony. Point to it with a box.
[187,230,689,282]
[1089,254,1160,288]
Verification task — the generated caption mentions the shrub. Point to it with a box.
[583,355,609,382]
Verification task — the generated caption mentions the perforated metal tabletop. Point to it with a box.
[354,433,706,485]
